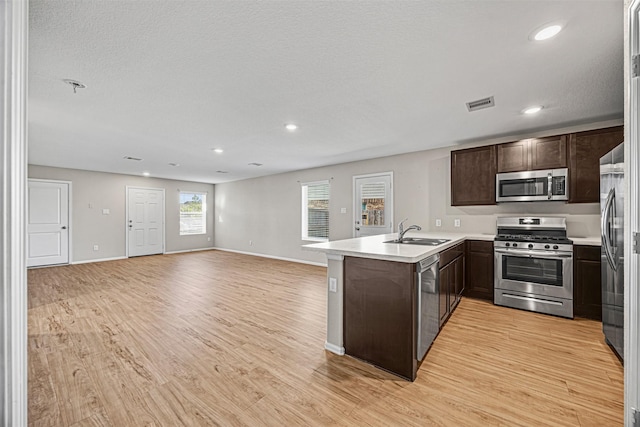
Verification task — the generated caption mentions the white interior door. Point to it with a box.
[27,180,70,267]
[127,187,164,257]
[353,172,393,237]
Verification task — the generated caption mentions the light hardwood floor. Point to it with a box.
[28,250,623,426]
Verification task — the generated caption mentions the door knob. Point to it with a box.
[355,227,360,231]
[61,226,67,230]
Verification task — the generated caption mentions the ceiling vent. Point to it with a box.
[466,96,495,112]
[248,162,263,167]
[123,156,143,161]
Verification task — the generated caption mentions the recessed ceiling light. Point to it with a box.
[143,172,150,177]
[523,106,543,115]
[248,162,263,167]
[532,24,562,41]
[216,170,229,174]
[123,156,143,161]
[285,123,298,131]
[213,148,224,154]
[168,162,180,167]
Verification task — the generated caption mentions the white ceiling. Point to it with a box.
[28,0,624,184]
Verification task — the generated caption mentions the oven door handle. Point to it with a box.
[601,187,617,271]
[494,248,573,258]
[547,172,553,200]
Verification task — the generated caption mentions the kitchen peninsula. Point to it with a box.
[304,232,493,380]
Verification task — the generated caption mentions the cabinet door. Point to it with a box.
[438,265,450,327]
[497,140,529,173]
[530,135,567,170]
[344,257,417,380]
[573,246,602,320]
[569,126,623,203]
[464,240,495,301]
[455,255,465,299]
[450,256,464,311]
[451,145,496,206]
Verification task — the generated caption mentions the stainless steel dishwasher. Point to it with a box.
[417,254,440,360]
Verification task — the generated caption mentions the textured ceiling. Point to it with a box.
[28,0,624,184]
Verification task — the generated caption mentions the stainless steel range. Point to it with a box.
[494,217,573,318]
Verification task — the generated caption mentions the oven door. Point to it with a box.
[494,248,573,300]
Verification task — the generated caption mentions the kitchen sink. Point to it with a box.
[384,238,450,246]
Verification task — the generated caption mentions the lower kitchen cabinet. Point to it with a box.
[439,243,464,327]
[574,245,602,320]
[464,240,494,301]
[343,256,418,381]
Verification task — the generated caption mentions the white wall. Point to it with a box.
[28,166,215,263]
[215,119,622,265]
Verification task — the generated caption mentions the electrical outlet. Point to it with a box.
[435,219,442,227]
[329,277,337,292]
[207,237,211,241]
[340,207,347,214]
[454,219,461,227]
[93,245,99,251]
[249,240,253,246]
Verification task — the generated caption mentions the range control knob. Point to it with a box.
[505,242,510,247]
[512,243,518,248]
[544,245,550,249]
[528,243,534,249]
[553,245,559,250]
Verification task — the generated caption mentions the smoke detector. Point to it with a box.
[63,79,86,94]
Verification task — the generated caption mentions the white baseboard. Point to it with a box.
[324,342,345,355]
[164,247,215,255]
[213,247,327,267]
[71,256,127,265]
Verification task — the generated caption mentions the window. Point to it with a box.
[302,181,330,241]
[179,191,206,235]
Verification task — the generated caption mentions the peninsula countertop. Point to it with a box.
[303,232,495,263]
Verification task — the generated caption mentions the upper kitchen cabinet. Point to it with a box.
[497,135,567,173]
[568,126,624,203]
[451,145,496,206]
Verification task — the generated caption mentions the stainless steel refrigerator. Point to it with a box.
[600,142,624,361]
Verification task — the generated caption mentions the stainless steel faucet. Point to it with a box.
[397,218,422,241]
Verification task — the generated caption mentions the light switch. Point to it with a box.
[102,208,110,215]
[329,277,337,292]
[340,208,347,214]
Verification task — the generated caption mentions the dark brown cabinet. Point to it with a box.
[464,240,494,301]
[497,135,567,173]
[344,256,418,381]
[574,245,602,320]
[569,126,623,203]
[451,145,496,206]
[438,243,464,327]
[496,140,529,173]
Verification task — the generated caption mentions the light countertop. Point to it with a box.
[570,236,601,246]
[303,232,494,263]
[303,232,601,263]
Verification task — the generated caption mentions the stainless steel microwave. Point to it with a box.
[496,168,568,202]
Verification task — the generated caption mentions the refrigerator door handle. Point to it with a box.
[601,187,617,271]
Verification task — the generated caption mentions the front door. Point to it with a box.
[353,172,393,237]
[127,187,164,257]
[27,179,70,267]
